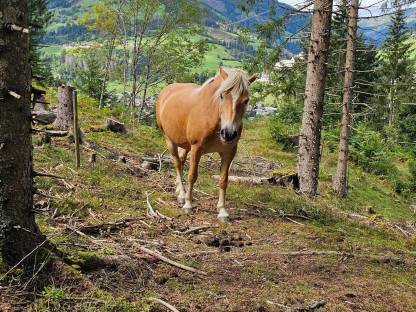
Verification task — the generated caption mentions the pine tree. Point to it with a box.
[29,0,52,84]
[332,0,359,198]
[378,5,413,129]
[0,0,48,269]
[297,0,334,196]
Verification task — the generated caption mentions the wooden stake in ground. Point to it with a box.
[73,90,80,168]
[297,0,334,196]
[332,0,359,198]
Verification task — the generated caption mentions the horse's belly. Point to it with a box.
[159,109,190,148]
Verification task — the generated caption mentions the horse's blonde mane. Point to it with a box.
[214,68,250,103]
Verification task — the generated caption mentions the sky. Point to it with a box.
[281,0,416,16]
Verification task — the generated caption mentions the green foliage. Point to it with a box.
[73,52,103,101]
[409,159,416,192]
[349,125,398,178]
[42,286,66,301]
[29,0,53,85]
[373,5,416,140]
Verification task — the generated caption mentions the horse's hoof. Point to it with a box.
[177,196,185,206]
[217,214,230,223]
[182,202,192,214]
[183,207,192,214]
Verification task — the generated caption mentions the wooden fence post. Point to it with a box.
[73,90,80,168]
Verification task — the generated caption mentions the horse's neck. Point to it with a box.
[198,77,221,105]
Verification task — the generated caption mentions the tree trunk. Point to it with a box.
[0,0,45,267]
[99,35,116,109]
[55,85,74,130]
[332,0,359,197]
[297,0,334,196]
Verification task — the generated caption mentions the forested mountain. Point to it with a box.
[44,0,309,53]
[44,0,415,48]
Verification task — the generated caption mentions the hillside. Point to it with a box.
[360,6,416,43]
[44,0,309,54]
[2,91,415,311]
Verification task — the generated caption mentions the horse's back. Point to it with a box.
[156,83,200,146]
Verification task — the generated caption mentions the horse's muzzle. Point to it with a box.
[220,128,237,144]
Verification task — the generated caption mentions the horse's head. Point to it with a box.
[216,67,257,144]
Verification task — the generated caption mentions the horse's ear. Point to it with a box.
[248,74,258,85]
[219,67,228,80]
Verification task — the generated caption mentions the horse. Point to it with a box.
[156,67,257,222]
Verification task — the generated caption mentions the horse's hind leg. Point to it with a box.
[183,145,202,213]
[165,138,186,205]
[217,148,237,222]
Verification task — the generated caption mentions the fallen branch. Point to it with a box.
[212,173,299,189]
[79,218,140,235]
[146,192,172,221]
[136,245,207,276]
[266,300,327,312]
[275,250,412,265]
[149,297,179,312]
[213,175,270,184]
[32,129,69,137]
[182,226,216,235]
[34,191,62,200]
[33,171,64,179]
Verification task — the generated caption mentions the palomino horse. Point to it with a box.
[156,67,257,222]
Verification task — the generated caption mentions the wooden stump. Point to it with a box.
[106,118,127,134]
[55,85,75,130]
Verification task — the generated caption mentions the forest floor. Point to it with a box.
[1,96,416,312]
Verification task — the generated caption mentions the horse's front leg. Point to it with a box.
[217,148,236,222]
[165,138,186,205]
[183,145,202,213]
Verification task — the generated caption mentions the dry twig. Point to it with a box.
[149,297,180,312]
[135,245,207,276]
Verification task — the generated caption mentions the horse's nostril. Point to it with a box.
[220,129,225,136]
[232,131,237,139]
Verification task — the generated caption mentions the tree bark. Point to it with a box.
[297,0,333,196]
[54,85,74,130]
[99,35,116,109]
[0,0,45,267]
[332,0,359,197]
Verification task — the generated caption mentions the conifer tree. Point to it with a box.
[29,0,52,84]
[378,5,413,129]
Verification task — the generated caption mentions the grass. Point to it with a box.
[4,94,416,311]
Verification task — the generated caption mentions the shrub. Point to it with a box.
[349,125,399,178]
[269,99,303,150]
[270,118,299,151]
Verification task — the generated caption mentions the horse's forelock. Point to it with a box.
[214,69,249,103]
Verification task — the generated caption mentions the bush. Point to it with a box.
[322,127,341,153]
[349,125,399,178]
[270,118,299,151]
[276,98,303,124]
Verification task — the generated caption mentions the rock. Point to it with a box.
[246,102,278,119]
[205,237,220,247]
[219,239,230,247]
[106,118,127,134]
[32,110,56,124]
[155,275,169,285]
[221,246,231,252]
[141,160,158,170]
[118,156,127,163]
